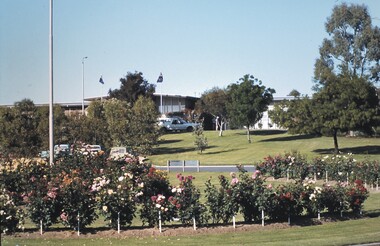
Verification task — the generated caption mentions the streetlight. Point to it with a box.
[82,56,88,115]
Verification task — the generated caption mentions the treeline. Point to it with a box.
[0,96,160,158]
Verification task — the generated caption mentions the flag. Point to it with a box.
[157,73,163,83]
[99,76,104,84]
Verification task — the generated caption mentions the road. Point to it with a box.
[154,165,256,173]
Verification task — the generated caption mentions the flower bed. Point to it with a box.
[0,151,374,234]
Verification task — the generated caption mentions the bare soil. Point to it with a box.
[3,215,362,240]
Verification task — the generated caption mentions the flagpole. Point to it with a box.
[82,56,88,115]
[157,73,163,115]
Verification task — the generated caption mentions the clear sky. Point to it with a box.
[1,0,379,105]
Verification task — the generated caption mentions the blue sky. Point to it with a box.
[1,0,379,105]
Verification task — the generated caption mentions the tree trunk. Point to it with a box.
[219,121,224,137]
[247,127,251,143]
[333,128,339,154]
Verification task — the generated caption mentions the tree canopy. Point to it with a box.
[227,74,275,143]
[314,3,380,89]
[270,3,380,153]
[196,87,228,136]
[108,71,156,105]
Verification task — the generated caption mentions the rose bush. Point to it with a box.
[169,174,208,226]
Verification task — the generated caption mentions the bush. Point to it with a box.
[0,186,24,234]
[170,174,208,226]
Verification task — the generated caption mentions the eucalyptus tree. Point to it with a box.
[314,3,380,88]
[226,74,275,143]
[270,3,380,153]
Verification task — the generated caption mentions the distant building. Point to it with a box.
[252,96,295,130]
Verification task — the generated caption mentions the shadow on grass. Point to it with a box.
[203,147,243,155]
[153,147,195,155]
[260,134,319,142]
[158,139,183,144]
[313,145,380,155]
[235,130,287,136]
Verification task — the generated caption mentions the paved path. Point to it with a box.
[154,165,256,173]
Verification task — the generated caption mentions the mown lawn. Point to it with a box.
[148,130,379,166]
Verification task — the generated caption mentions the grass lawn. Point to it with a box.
[148,130,379,166]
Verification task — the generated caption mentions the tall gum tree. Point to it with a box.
[271,3,380,154]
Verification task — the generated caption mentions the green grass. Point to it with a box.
[148,130,379,165]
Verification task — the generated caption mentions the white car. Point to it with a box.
[158,117,199,132]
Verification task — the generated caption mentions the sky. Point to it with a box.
[1,0,379,105]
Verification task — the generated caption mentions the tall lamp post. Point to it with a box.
[49,0,54,165]
[82,56,88,115]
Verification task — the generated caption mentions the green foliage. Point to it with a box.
[196,87,229,135]
[91,163,137,228]
[0,185,24,234]
[129,96,160,155]
[0,99,41,157]
[108,71,155,105]
[22,160,61,229]
[138,166,173,227]
[270,76,380,153]
[314,3,380,86]
[103,99,132,147]
[204,174,239,224]
[193,125,208,154]
[170,174,208,226]
[226,74,275,142]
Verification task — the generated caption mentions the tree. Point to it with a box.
[108,71,155,105]
[226,74,275,143]
[193,125,208,154]
[314,3,380,88]
[196,87,228,136]
[36,105,68,149]
[272,3,380,153]
[269,96,318,135]
[270,76,379,153]
[129,96,160,155]
[0,99,41,157]
[287,89,301,98]
[103,99,131,147]
[311,3,380,152]
[312,75,379,152]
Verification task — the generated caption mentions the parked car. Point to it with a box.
[109,146,127,158]
[39,150,49,159]
[158,117,199,132]
[54,144,70,156]
[88,144,102,153]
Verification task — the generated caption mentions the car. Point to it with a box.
[158,117,199,132]
[88,144,102,153]
[54,144,70,156]
[39,150,49,159]
[109,146,127,158]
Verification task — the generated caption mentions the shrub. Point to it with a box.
[0,186,24,234]
[205,174,239,224]
[170,174,208,226]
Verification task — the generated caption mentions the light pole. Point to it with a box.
[49,0,54,165]
[82,56,88,115]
